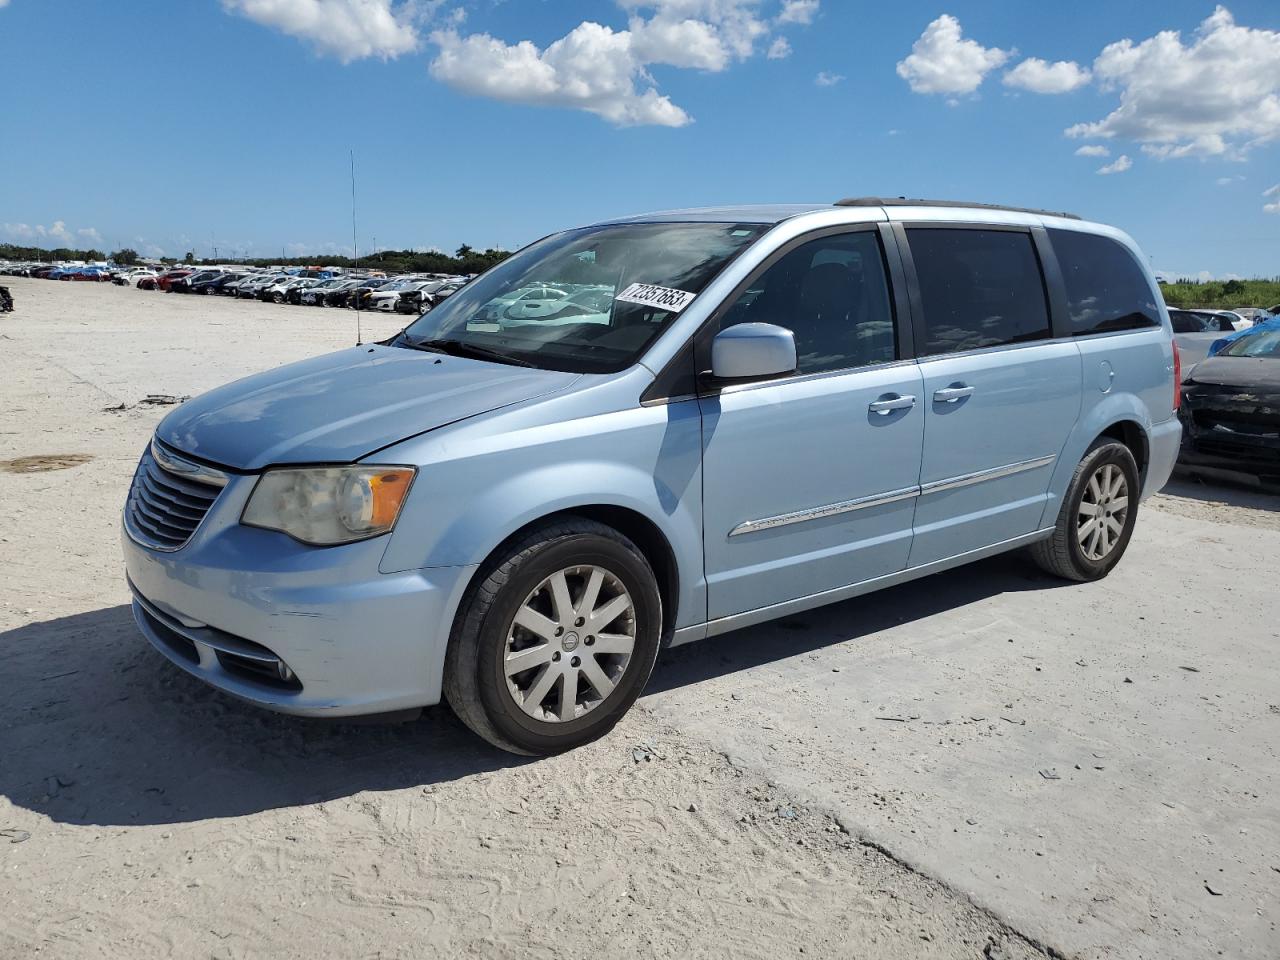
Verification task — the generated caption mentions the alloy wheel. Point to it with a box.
[1077,463,1129,561]
[503,565,636,723]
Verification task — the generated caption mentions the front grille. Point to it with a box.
[126,443,226,551]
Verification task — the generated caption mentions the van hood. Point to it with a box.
[156,343,580,470]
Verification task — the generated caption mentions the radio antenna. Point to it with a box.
[350,149,362,346]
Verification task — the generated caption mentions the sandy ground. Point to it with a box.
[1,278,1276,959]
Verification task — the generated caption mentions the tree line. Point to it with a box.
[1159,277,1280,309]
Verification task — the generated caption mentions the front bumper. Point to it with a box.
[122,473,475,716]
[1178,404,1280,481]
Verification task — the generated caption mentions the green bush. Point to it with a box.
[1159,278,1280,309]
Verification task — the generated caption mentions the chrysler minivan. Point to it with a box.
[122,198,1180,755]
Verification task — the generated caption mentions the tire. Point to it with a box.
[443,518,662,756]
[1031,439,1140,582]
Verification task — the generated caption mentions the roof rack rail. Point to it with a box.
[834,197,1081,221]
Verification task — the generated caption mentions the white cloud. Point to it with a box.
[1097,154,1133,175]
[628,15,734,71]
[619,0,768,62]
[776,0,818,25]
[1066,6,1280,159]
[430,24,691,127]
[221,0,421,62]
[1,220,100,247]
[1265,183,1280,213]
[1216,174,1244,185]
[0,2,11,9]
[1003,57,1090,94]
[896,14,1010,96]
[815,71,844,87]
[1075,144,1110,157]
[428,1,814,126]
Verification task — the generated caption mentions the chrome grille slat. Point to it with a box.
[136,474,208,519]
[132,504,193,541]
[126,445,227,552]
[144,468,221,503]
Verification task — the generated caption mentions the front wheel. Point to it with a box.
[1031,439,1140,582]
[444,518,662,755]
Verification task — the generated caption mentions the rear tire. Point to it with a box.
[443,518,662,756]
[1031,439,1140,582]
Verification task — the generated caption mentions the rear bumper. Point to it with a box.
[122,513,475,717]
[1144,416,1182,497]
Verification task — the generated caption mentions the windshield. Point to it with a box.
[400,221,767,373]
[1221,329,1280,358]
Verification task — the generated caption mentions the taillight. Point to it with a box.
[1172,339,1182,411]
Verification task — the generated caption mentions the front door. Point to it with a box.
[699,228,925,621]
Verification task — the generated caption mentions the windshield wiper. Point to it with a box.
[400,336,534,367]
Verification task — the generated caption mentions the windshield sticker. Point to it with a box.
[614,282,697,313]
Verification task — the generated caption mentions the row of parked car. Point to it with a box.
[136,266,470,314]
[2,261,472,315]
[1168,306,1276,334]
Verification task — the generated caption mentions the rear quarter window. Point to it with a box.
[1049,229,1161,336]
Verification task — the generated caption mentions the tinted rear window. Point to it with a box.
[1049,229,1161,336]
[906,228,1051,356]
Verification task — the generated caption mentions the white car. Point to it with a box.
[260,277,319,303]
[238,274,290,298]
[367,279,434,312]
[1206,309,1253,331]
[116,268,156,287]
[299,277,354,305]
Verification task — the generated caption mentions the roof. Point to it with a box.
[835,196,1081,220]
[604,198,1083,226]
[602,204,831,225]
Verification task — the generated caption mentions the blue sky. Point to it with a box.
[1,1,1278,278]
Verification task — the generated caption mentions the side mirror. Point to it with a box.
[710,323,798,382]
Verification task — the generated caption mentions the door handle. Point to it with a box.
[868,394,916,416]
[933,385,975,403]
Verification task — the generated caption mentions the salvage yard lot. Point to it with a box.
[1,279,1277,959]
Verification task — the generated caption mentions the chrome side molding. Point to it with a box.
[728,485,921,537]
[729,455,1056,537]
[918,454,1055,496]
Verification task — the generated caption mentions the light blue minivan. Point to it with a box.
[123,198,1181,754]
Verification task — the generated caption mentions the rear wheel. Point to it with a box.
[444,518,662,755]
[1031,439,1140,581]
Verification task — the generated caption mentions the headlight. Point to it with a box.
[242,466,416,545]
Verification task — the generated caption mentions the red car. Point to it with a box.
[151,269,194,292]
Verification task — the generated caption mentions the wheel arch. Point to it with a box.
[452,505,682,646]
[1097,418,1150,487]
[1041,393,1157,527]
